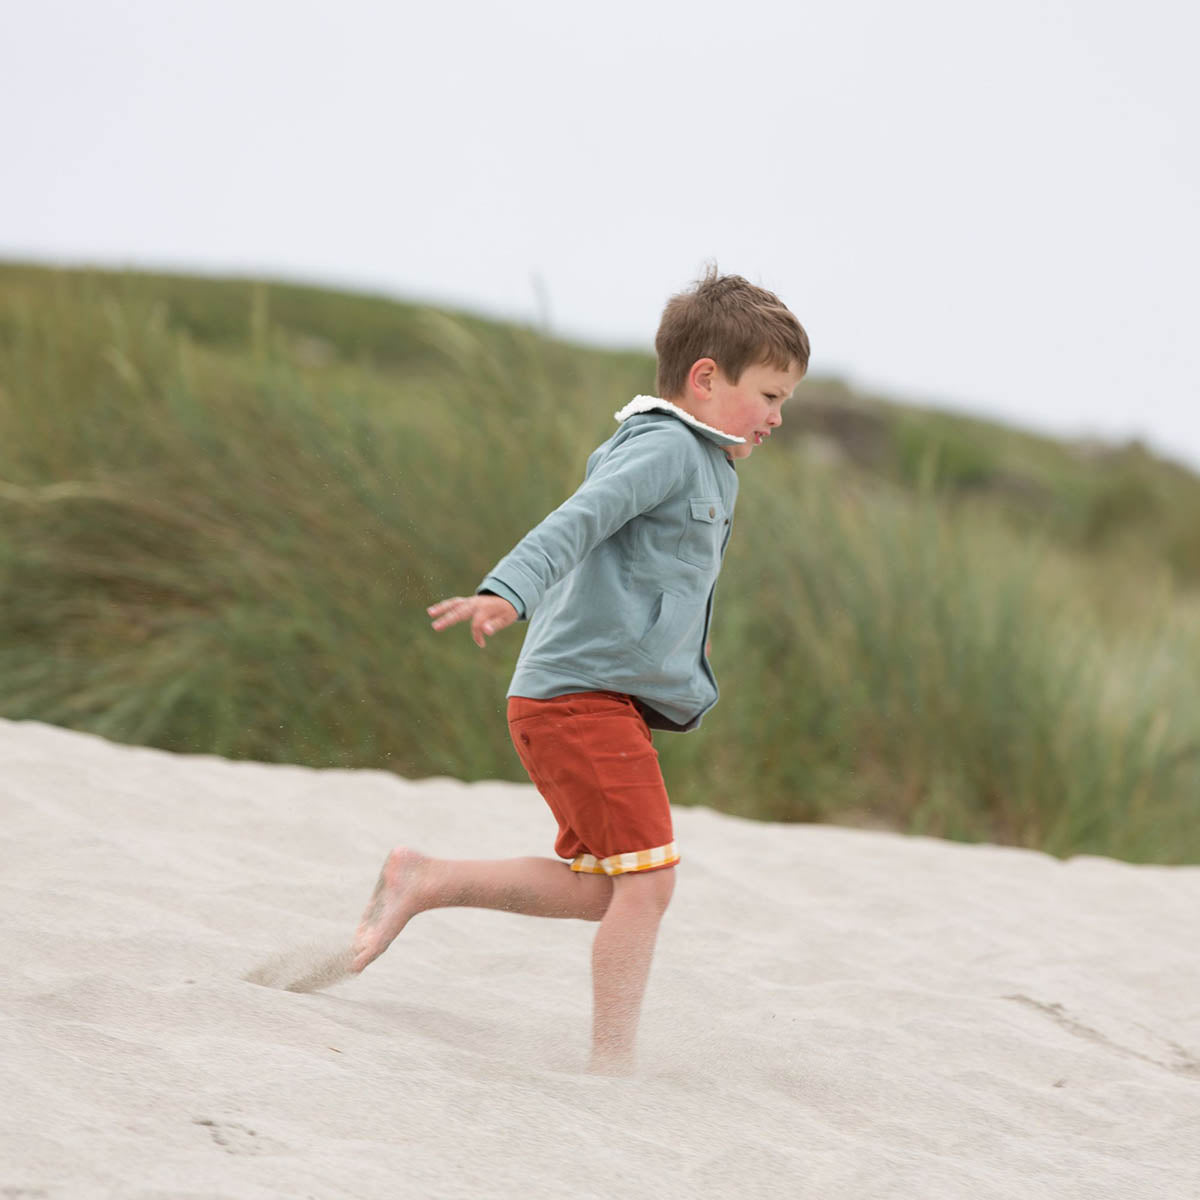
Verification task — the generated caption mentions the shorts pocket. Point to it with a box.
[557,693,634,718]
[677,497,722,568]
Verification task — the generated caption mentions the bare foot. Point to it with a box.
[351,847,428,972]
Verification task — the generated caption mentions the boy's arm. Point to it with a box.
[476,421,690,620]
[428,424,687,646]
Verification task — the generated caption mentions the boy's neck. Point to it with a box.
[663,393,721,431]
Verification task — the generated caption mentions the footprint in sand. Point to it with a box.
[192,1117,287,1156]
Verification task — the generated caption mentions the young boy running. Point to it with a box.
[351,269,810,1073]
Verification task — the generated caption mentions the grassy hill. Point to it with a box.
[2,261,1198,862]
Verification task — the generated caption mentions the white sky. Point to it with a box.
[4,0,1199,468]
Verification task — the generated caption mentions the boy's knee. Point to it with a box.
[614,866,675,914]
[576,873,615,921]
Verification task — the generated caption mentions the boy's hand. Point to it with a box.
[427,595,518,647]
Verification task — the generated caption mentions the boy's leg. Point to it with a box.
[589,866,676,1074]
[351,847,613,972]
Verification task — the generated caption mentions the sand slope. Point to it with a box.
[2,717,1199,1199]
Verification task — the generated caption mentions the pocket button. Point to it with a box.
[708,506,716,518]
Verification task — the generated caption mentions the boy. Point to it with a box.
[351,269,809,1073]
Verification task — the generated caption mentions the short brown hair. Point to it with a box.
[655,267,810,399]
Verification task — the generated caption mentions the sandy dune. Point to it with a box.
[2,716,1198,1199]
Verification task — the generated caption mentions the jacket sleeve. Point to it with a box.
[477,422,690,618]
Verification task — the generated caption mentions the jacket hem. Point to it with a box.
[508,662,714,732]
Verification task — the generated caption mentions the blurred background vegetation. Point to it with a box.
[2,262,1198,863]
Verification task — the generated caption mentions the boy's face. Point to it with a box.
[706,360,805,460]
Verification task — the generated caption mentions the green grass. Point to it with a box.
[2,261,1199,863]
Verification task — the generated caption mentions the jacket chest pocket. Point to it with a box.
[676,497,724,568]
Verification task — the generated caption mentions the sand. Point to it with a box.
[2,715,1199,1199]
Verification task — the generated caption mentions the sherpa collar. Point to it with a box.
[612,395,745,447]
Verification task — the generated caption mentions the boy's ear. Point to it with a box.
[687,357,718,399]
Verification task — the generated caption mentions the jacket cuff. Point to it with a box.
[476,576,528,620]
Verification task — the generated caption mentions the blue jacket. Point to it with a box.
[477,397,742,731]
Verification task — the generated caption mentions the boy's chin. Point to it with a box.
[725,442,755,460]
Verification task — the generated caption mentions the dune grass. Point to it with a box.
[2,263,1198,863]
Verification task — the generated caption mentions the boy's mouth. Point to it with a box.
[752,430,770,446]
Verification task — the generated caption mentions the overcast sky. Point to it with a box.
[5,0,1199,467]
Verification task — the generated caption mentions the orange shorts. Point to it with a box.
[507,691,679,876]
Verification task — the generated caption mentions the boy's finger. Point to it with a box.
[427,597,464,616]
[431,605,471,631]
